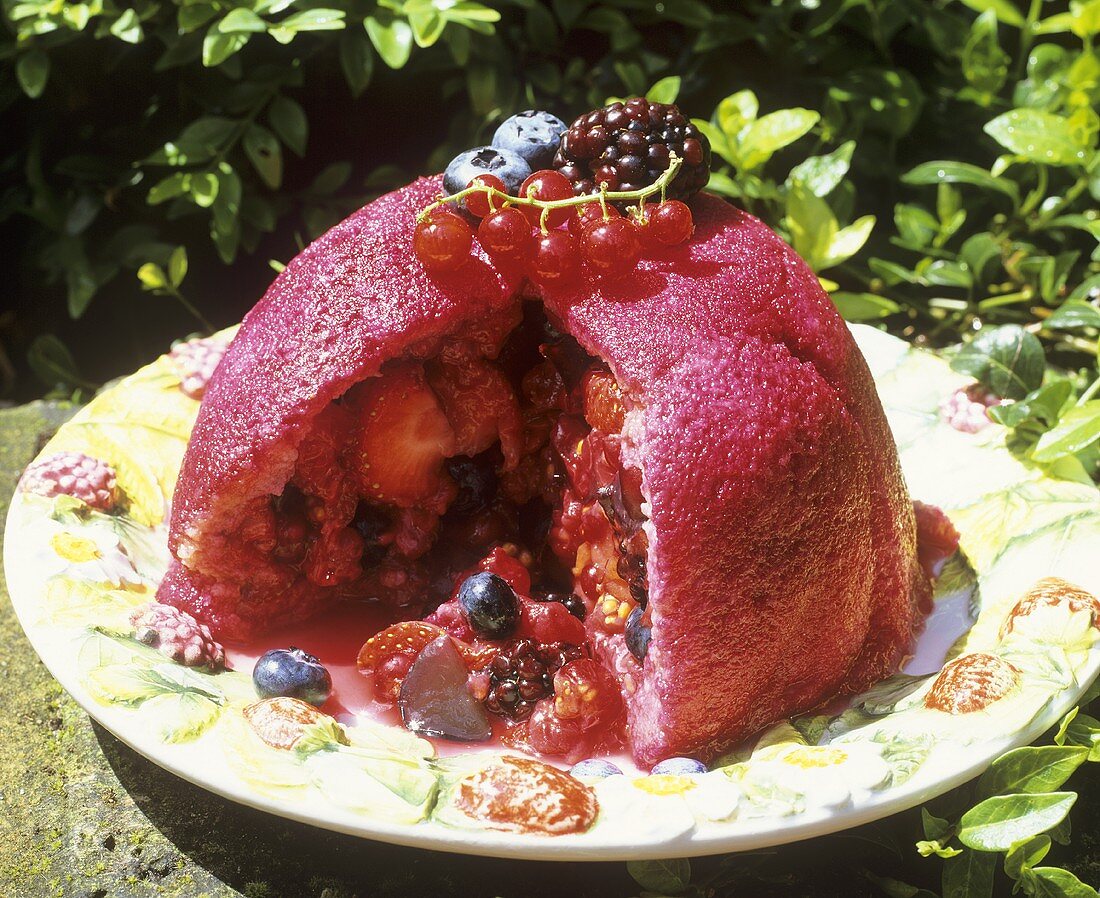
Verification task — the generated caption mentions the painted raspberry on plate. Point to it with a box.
[170,336,227,400]
[157,167,929,766]
[939,383,1003,433]
[21,452,121,513]
[130,601,225,670]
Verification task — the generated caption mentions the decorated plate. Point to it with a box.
[5,325,1099,860]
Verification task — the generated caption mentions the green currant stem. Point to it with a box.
[418,155,683,222]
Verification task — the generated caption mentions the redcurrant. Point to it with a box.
[650,200,694,245]
[465,174,506,219]
[413,210,473,275]
[570,202,620,239]
[531,230,580,287]
[477,207,533,266]
[519,169,574,228]
[581,218,641,278]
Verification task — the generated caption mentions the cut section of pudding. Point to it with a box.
[158,177,930,766]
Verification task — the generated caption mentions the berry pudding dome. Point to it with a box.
[157,101,932,768]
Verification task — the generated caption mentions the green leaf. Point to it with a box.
[785,184,837,271]
[16,49,50,98]
[137,262,167,290]
[922,808,952,841]
[1005,834,1052,880]
[269,96,307,157]
[189,172,219,208]
[167,246,188,287]
[821,214,875,269]
[216,8,267,33]
[943,850,996,898]
[202,30,249,66]
[109,8,143,43]
[626,858,692,894]
[831,292,900,321]
[739,108,820,170]
[86,665,175,706]
[339,29,374,96]
[27,334,87,388]
[1071,0,1100,38]
[1033,402,1100,462]
[988,379,1072,428]
[147,173,189,205]
[1028,867,1100,897]
[1059,711,1100,759]
[958,0,1026,26]
[902,161,1019,202]
[269,7,344,43]
[984,110,1091,167]
[717,89,758,142]
[787,140,855,197]
[646,75,681,104]
[951,325,1045,400]
[366,16,413,68]
[1046,300,1100,330]
[963,10,1009,94]
[957,792,1077,851]
[976,746,1089,798]
[243,124,283,189]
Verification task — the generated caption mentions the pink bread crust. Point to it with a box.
[159,181,929,764]
[540,194,929,765]
[159,177,520,640]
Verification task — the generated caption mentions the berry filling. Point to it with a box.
[239,303,647,758]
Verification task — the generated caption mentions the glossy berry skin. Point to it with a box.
[651,756,707,775]
[492,110,567,169]
[539,591,586,621]
[650,200,694,245]
[253,647,332,707]
[446,454,499,516]
[464,174,506,219]
[477,208,533,266]
[569,202,620,239]
[531,230,580,287]
[570,758,623,778]
[443,146,531,197]
[458,571,520,639]
[624,606,651,661]
[519,170,575,228]
[414,210,473,274]
[581,218,641,277]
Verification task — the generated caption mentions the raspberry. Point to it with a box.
[20,451,121,513]
[130,602,226,670]
[553,98,710,200]
[483,638,587,720]
[939,383,1003,433]
[169,336,227,400]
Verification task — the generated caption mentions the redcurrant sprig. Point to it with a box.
[413,155,694,282]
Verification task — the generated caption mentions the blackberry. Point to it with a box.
[553,98,710,201]
[483,638,586,720]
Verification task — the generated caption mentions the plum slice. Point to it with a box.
[398,636,492,742]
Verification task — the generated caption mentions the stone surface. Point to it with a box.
[1,401,1097,898]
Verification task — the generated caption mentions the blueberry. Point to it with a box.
[443,146,531,198]
[624,606,651,661]
[539,591,586,621]
[446,455,498,516]
[458,571,519,639]
[492,110,567,170]
[570,758,623,779]
[252,647,332,707]
[651,757,708,776]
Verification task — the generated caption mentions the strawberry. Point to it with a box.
[427,356,524,466]
[925,652,1020,714]
[357,621,486,700]
[347,364,457,509]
